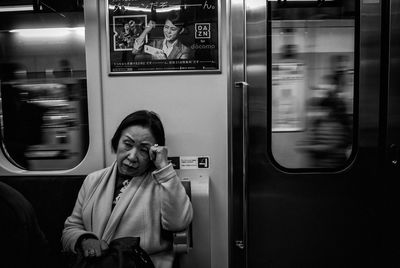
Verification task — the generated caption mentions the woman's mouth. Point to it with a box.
[123,161,138,169]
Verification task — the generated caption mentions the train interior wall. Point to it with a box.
[1,0,399,267]
[0,0,229,268]
[96,1,229,267]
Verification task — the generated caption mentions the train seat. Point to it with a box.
[0,174,210,268]
[173,179,193,255]
[0,175,85,267]
[176,175,210,268]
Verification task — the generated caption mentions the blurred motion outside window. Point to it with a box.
[0,2,88,171]
[269,1,355,169]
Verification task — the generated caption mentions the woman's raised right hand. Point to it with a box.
[143,20,156,34]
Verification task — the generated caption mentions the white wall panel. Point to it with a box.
[97,1,229,268]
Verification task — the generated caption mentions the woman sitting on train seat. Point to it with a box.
[61,110,193,268]
[132,10,193,60]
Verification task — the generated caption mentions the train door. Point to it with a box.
[230,0,400,267]
[381,0,400,265]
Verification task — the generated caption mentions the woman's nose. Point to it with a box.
[127,147,138,160]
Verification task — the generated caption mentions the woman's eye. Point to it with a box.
[123,141,133,148]
[164,26,177,31]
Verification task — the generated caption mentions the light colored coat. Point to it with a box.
[61,162,193,268]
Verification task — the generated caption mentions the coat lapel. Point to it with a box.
[101,173,148,242]
[167,41,183,59]
[83,163,117,237]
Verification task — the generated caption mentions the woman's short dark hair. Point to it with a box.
[111,110,165,153]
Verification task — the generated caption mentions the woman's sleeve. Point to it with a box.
[132,37,144,54]
[152,164,193,232]
[61,175,99,253]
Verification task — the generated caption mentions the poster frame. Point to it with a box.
[105,0,221,75]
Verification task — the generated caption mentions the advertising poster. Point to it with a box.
[106,0,220,74]
[271,62,306,132]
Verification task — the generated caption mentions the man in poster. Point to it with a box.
[108,0,219,74]
[132,11,194,60]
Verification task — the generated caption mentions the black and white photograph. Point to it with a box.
[112,15,148,51]
[107,0,220,74]
[1,1,400,268]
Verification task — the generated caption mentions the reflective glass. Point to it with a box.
[0,2,88,170]
[269,0,355,169]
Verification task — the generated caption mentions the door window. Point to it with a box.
[269,0,356,169]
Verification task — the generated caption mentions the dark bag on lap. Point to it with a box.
[72,237,155,268]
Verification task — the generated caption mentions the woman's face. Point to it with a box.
[116,125,156,178]
[163,19,182,42]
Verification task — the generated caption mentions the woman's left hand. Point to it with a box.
[149,144,169,170]
[81,238,109,258]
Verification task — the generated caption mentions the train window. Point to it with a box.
[0,2,88,171]
[269,0,356,169]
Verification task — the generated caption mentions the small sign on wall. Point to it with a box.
[168,156,210,169]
